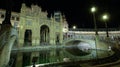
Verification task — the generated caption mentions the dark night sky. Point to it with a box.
[0,0,120,28]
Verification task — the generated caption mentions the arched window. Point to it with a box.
[1,14,4,18]
[40,25,50,45]
[16,17,19,21]
[24,29,32,46]
[11,16,15,20]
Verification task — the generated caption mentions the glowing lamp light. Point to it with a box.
[102,14,108,20]
[91,7,96,13]
[73,26,76,29]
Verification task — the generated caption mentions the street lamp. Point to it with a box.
[73,25,76,29]
[102,14,109,37]
[91,7,98,35]
[91,6,98,60]
[73,25,76,39]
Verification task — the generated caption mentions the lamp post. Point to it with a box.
[102,14,109,37]
[73,25,76,39]
[73,25,76,29]
[91,7,98,35]
[91,6,98,59]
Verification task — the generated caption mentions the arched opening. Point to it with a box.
[65,40,92,56]
[40,25,50,63]
[23,30,32,66]
[40,25,50,45]
[24,29,32,46]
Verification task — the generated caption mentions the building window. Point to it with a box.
[55,18,60,22]
[1,14,4,18]
[11,16,15,20]
[16,17,19,21]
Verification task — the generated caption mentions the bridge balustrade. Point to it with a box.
[0,27,18,67]
[69,28,120,31]
[63,34,95,42]
[63,30,120,44]
[0,27,18,49]
[0,30,11,50]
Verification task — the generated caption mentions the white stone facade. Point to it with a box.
[0,3,69,46]
[18,3,67,46]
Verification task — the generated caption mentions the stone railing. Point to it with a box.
[0,30,10,50]
[69,28,120,31]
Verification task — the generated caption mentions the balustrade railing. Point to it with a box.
[69,28,120,31]
[0,30,10,50]
[0,27,18,50]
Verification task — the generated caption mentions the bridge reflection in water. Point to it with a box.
[10,40,114,67]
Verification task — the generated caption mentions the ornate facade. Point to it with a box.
[0,3,69,46]
[18,3,69,46]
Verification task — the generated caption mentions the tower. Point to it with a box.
[53,12,63,44]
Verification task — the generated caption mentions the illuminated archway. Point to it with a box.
[24,29,32,46]
[40,25,50,45]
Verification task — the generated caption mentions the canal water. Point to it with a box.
[10,44,112,67]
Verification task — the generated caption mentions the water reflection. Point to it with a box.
[11,48,82,67]
[10,44,112,67]
[22,52,31,66]
[65,40,92,56]
[39,50,50,64]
